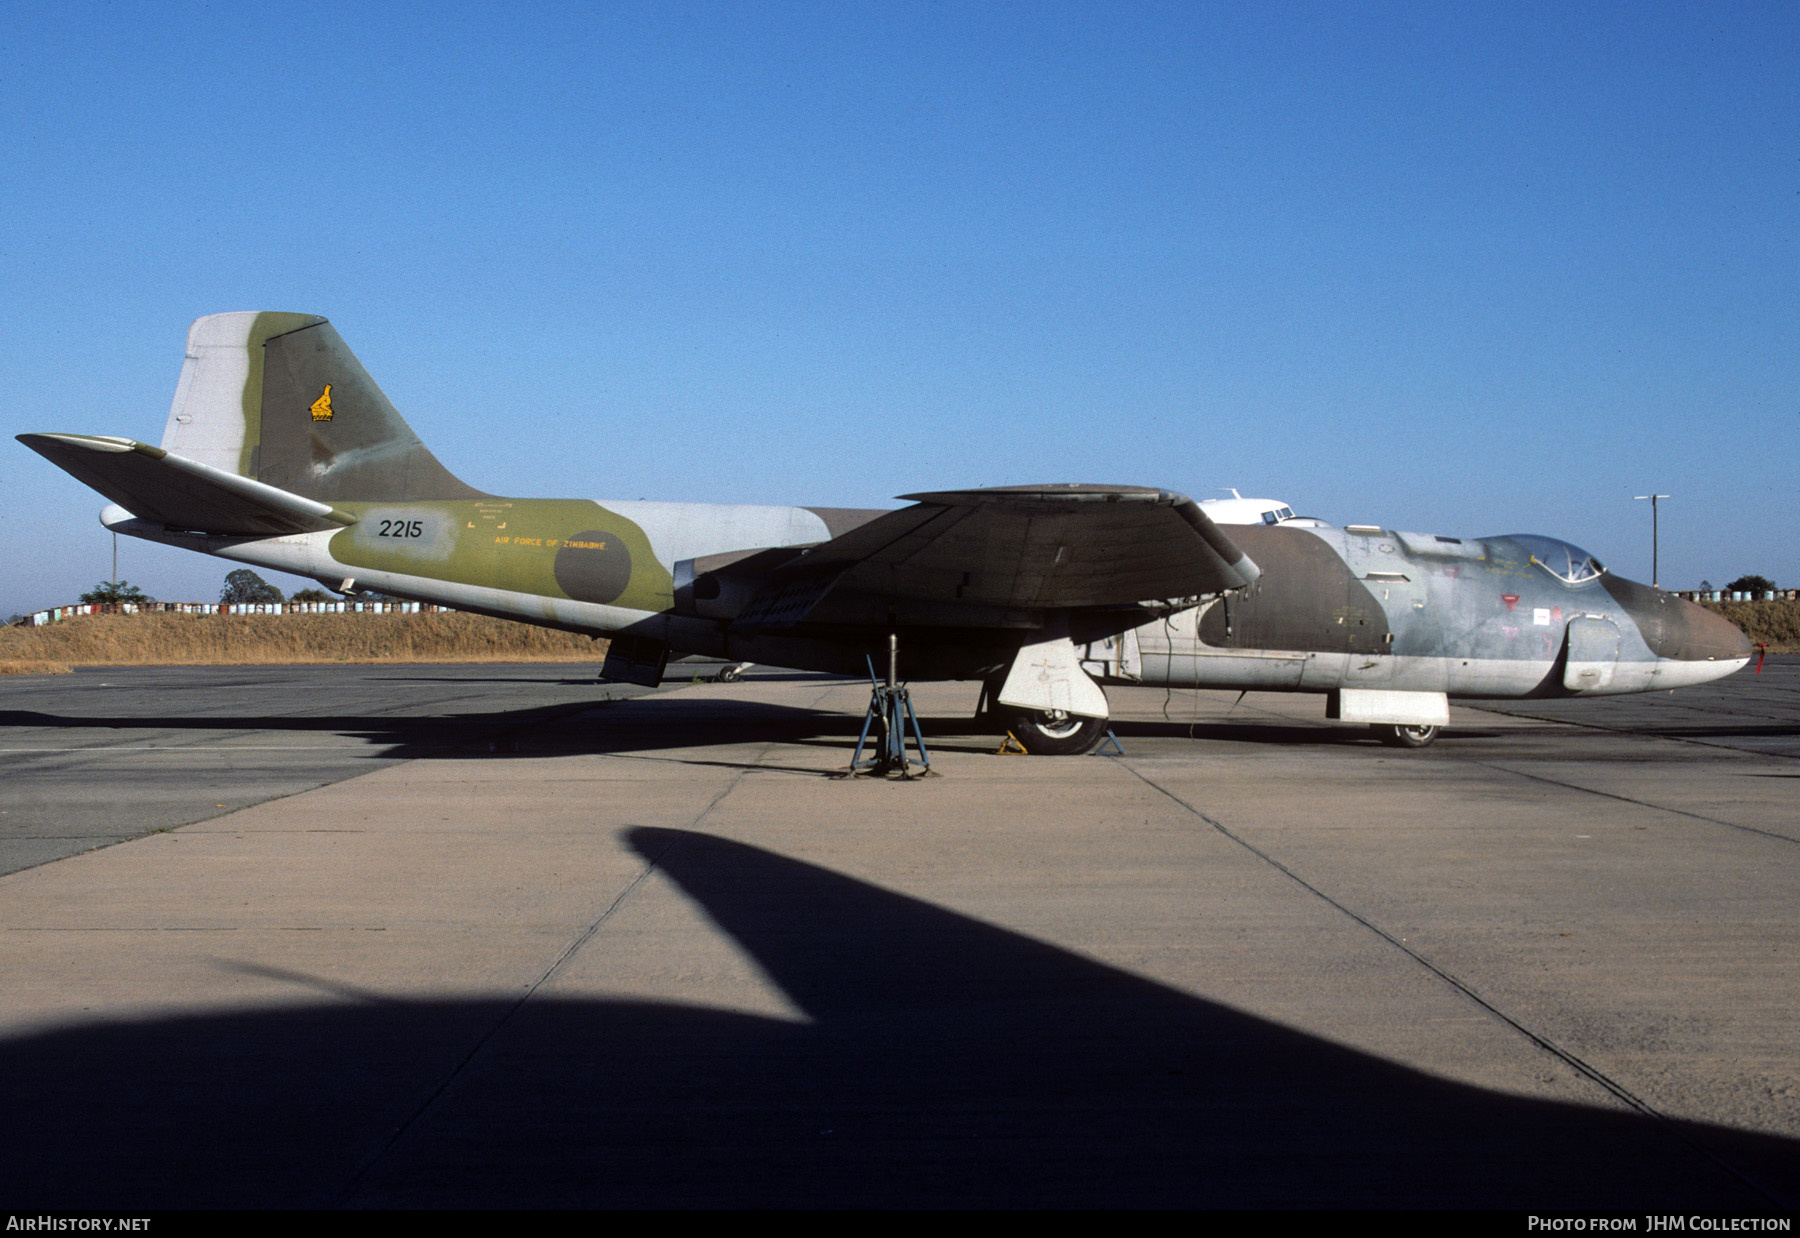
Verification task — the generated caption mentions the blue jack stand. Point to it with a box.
[1090,729,1126,756]
[846,637,931,779]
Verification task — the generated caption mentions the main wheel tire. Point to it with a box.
[1007,709,1109,756]
[1374,723,1440,748]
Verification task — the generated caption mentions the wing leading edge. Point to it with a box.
[736,484,1259,628]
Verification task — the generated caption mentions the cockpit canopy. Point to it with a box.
[1198,495,1296,526]
[1503,534,1606,584]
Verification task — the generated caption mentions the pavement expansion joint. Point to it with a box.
[1109,756,1794,1208]
[325,718,800,1204]
[1469,759,1800,847]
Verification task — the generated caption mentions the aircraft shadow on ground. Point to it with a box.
[362,674,626,687]
[1104,718,1506,746]
[0,696,1514,764]
[0,702,613,762]
[1,829,1794,1209]
[1633,724,1800,740]
[1487,711,1800,740]
[362,671,852,687]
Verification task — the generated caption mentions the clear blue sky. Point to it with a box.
[3,1,1794,617]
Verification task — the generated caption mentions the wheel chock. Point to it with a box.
[996,731,1029,755]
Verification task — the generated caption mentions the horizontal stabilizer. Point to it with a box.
[18,433,357,537]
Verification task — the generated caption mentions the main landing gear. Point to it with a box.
[979,675,1111,756]
[1006,709,1110,756]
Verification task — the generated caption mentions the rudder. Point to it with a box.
[160,312,486,502]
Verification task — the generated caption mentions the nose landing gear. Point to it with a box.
[1373,723,1441,748]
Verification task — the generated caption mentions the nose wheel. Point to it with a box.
[1373,723,1441,748]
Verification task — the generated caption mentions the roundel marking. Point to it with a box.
[554,531,633,605]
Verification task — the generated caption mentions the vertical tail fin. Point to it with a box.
[161,312,486,501]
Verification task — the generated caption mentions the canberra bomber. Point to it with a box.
[20,312,1750,753]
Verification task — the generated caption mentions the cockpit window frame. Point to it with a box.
[1503,534,1607,586]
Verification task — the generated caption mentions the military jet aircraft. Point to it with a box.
[20,313,1751,754]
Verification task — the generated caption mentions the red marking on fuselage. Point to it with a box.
[1502,594,1520,611]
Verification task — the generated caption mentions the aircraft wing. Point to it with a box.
[737,484,1259,627]
[18,433,357,536]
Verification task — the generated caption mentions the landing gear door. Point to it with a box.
[999,634,1110,719]
[1562,616,1621,692]
[1079,628,1142,683]
[601,634,669,687]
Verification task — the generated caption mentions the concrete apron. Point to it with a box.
[1,678,1797,1208]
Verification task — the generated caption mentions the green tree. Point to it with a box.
[220,569,285,605]
[1726,574,1776,594]
[79,581,156,605]
[290,587,335,603]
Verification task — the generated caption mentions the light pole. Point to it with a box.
[1634,493,1670,588]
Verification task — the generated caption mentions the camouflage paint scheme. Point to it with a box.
[19,312,1751,749]
[1136,523,1747,700]
[326,499,674,616]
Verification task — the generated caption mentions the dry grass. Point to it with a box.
[0,611,610,666]
[0,660,73,677]
[1700,599,1800,653]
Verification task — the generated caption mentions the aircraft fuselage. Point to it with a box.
[26,311,1750,754]
[105,495,1750,706]
[1116,523,1749,700]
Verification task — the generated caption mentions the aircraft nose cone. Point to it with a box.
[1677,599,1755,663]
[1604,575,1753,663]
[1647,595,1754,663]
